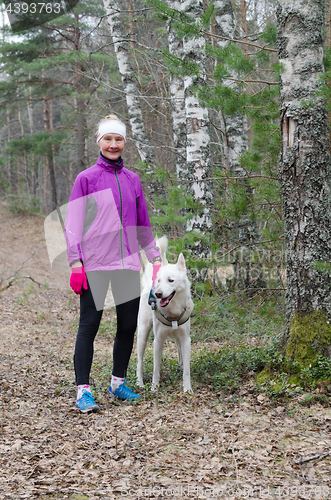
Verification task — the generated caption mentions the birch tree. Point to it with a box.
[277,0,331,363]
[181,0,213,256]
[166,15,187,181]
[102,0,156,167]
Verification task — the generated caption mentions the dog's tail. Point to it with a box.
[157,235,168,259]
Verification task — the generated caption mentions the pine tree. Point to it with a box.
[0,0,117,211]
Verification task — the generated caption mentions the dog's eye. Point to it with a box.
[168,278,174,283]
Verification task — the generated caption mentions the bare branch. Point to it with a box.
[295,452,330,465]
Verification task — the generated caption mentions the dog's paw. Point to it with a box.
[183,386,193,394]
[136,380,145,388]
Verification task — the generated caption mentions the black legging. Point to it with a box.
[74,270,140,386]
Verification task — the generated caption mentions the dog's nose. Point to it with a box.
[155,291,162,299]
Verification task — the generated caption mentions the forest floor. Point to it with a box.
[1,203,331,500]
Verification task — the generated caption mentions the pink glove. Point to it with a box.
[70,267,88,295]
[152,263,161,286]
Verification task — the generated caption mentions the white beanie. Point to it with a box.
[96,120,127,143]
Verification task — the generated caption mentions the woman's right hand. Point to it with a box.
[152,262,161,287]
[70,266,88,295]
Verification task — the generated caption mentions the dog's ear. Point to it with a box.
[162,253,168,266]
[177,253,186,271]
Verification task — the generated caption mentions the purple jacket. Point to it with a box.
[65,155,160,272]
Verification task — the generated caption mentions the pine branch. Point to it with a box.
[10,78,75,86]
[225,77,278,86]
[201,30,277,53]
[147,0,277,53]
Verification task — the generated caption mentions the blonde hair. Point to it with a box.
[97,114,122,129]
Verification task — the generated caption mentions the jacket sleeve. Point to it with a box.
[135,176,161,263]
[64,174,88,266]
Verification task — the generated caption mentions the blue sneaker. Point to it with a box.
[76,390,100,413]
[108,379,141,401]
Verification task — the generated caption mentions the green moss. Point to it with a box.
[286,310,331,367]
[255,369,290,396]
[288,375,302,386]
[256,367,272,385]
[204,278,217,297]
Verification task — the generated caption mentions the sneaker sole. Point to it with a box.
[76,405,100,413]
[108,392,141,403]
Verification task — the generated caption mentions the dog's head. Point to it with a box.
[154,253,189,308]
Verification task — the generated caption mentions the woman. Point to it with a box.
[65,115,161,412]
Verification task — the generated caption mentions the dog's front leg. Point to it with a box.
[152,332,166,391]
[181,335,192,393]
[136,315,153,387]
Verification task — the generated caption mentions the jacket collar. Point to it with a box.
[97,153,124,171]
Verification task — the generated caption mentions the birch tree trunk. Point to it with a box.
[102,0,155,167]
[277,0,331,363]
[181,0,213,260]
[167,18,187,182]
[103,0,166,207]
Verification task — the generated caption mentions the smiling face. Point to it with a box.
[99,133,125,160]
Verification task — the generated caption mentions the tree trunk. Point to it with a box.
[326,0,331,48]
[167,19,186,182]
[277,0,331,364]
[18,107,30,195]
[76,93,87,172]
[43,99,58,212]
[102,0,156,167]
[74,24,87,173]
[102,0,165,207]
[181,0,213,256]
[240,0,248,53]
[26,83,38,198]
[166,16,187,238]
[6,108,13,192]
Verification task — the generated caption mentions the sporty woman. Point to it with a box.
[65,115,161,412]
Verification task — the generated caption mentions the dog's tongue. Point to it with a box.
[160,292,174,307]
[160,296,170,307]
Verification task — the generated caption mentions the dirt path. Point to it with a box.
[0,205,331,500]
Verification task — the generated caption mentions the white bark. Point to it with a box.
[167,19,187,179]
[278,0,331,323]
[103,0,155,167]
[181,0,213,236]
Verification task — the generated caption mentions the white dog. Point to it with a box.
[136,237,194,393]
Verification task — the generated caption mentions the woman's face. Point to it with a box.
[99,133,125,160]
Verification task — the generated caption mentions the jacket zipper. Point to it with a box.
[115,167,125,269]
